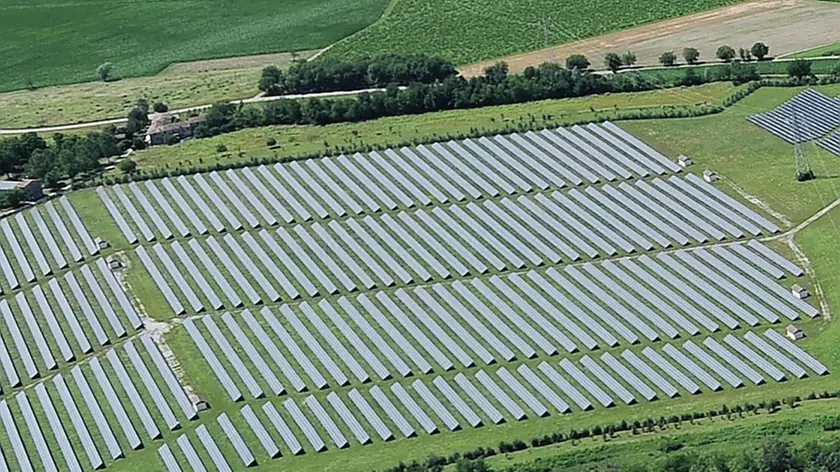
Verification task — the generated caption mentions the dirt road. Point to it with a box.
[460,0,840,76]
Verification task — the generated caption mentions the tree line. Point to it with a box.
[258,53,458,95]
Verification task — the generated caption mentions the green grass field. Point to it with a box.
[0,0,388,92]
[787,41,840,58]
[324,0,743,65]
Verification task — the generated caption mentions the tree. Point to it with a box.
[117,158,136,174]
[97,62,113,82]
[483,62,509,84]
[604,53,623,73]
[716,45,736,62]
[660,51,678,66]
[682,47,700,65]
[621,51,637,67]
[787,59,812,79]
[751,42,769,60]
[152,102,168,113]
[1,189,24,208]
[759,439,798,472]
[566,54,590,70]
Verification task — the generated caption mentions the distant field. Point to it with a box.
[325,0,743,65]
[788,41,840,58]
[0,0,388,92]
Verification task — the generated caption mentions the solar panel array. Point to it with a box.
[818,130,840,157]
[746,89,840,143]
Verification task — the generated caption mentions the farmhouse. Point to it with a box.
[0,179,43,201]
[145,113,206,146]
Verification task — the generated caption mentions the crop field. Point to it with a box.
[324,0,744,65]
[0,0,388,92]
[0,83,838,472]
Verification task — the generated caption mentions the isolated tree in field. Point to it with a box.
[566,54,590,71]
[604,53,622,73]
[97,62,113,82]
[483,62,509,83]
[788,59,812,79]
[153,102,168,113]
[659,51,677,66]
[751,42,769,60]
[621,51,637,67]
[682,47,700,65]
[716,45,736,62]
[117,158,136,174]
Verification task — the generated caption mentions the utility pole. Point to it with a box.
[792,105,814,181]
[541,16,556,64]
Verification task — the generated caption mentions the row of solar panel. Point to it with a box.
[0,334,195,472]
[181,241,813,398]
[817,130,840,157]
[0,259,143,391]
[99,122,685,244]
[747,89,840,144]
[0,197,98,295]
[157,331,826,470]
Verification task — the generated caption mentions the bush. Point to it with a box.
[752,42,769,60]
[153,102,169,113]
[163,133,180,146]
[604,52,622,73]
[788,59,813,79]
[621,51,637,67]
[266,138,277,146]
[716,45,736,62]
[117,159,137,174]
[660,51,678,66]
[215,143,228,153]
[566,54,590,70]
[97,62,113,81]
[682,47,700,65]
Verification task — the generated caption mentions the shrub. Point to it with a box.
[163,133,180,146]
[604,52,622,73]
[716,45,736,62]
[788,59,813,79]
[660,51,678,66]
[153,102,169,113]
[117,159,137,174]
[266,138,277,146]
[566,54,590,70]
[751,42,769,60]
[97,62,113,81]
[682,47,700,64]
[621,51,637,67]
[215,143,228,153]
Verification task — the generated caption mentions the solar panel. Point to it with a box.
[497,367,548,417]
[0,399,33,472]
[572,125,649,177]
[327,392,372,445]
[2,299,38,379]
[238,310,306,393]
[221,313,285,395]
[357,294,433,374]
[240,167,294,223]
[423,285,506,362]
[463,138,532,192]
[258,307,328,390]
[684,174,779,233]
[104,349,161,440]
[369,385,415,438]
[0,219,33,282]
[52,375,103,468]
[88,357,142,448]
[136,246,185,315]
[448,205,523,269]
[225,169,277,226]
[112,185,155,242]
[452,280,538,359]
[665,177,759,236]
[289,161,346,217]
[152,244,203,313]
[601,185,688,246]
[519,196,599,258]
[14,293,56,371]
[256,164,311,222]
[323,299,398,379]
[139,334,198,420]
[321,156,381,213]
[641,347,700,395]
[35,385,82,472]
[744,332,807,379]
[347,389,394,441]
[540,128,616,181]
[552,191,635,253]
[414,379,461,431]
[183,318,243,401]
[556,127,632,179]
[0,243,18,290]
[305,396,349,449]
[710,247,806,313]
[391,383,438,434]
[202,316,264,398]
[206,236,262,305]
[222,234,279,302]
[145,180,190,237]
[31,285,73,362]
[619,351,680,398]
[284,398,328,452]
[353,152,414,208]
[475,370,527,420]
[375,292,452,371]
[413,210,485,274]
[385,148,449,203]
[176,435,206,472]
[487,200,562,263]
[240,405,281,458]
[336,155,399,210]
[70,367,122,459]
[277,227,340,294]
[569,189,653,251]
[600,122,682,172]
[746,240,804,276]
[468,202,541,265]
[344,219,410,284]
[399,147,465,201]
[370,150,432,205]
[64,272,109,346]
[257,230,318,297]
[620,183,706,243]
[495,134,569,187]
[194,173,243,230]
[517,364,571,413]
[600,352,657,401]
[416,145,481,199]
[161,177,207,235]
[579,356,635,405]
[240,233,299,300]
[169,242,223,310]
[586,123,667,175]
[311,222,375,290]
[97,187,139,244]
[217,413,256,467]
[158,444,181,472]
[279,305,349,386]
[176,175,225,232]
[298,302,369,383]
[682,340,743,388]
[396,289,475,368]
[128,182,173,239]
[583,187,670,248]
[383,213,449,279]
[328,221,392,287]
[559,358,615,407]
[30,208,67,268]
[702,337,764,385]
[433,143,498,197]
[502,198,579,260]
[46,279,90,354]
[196,425,232,472]
[764,329,828,375]
[454,373,504,424]
[661,344,722,391]
[306,160,363,215]
[188,239,243,307]
[638,180,726,241]
[16,391,57,471]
